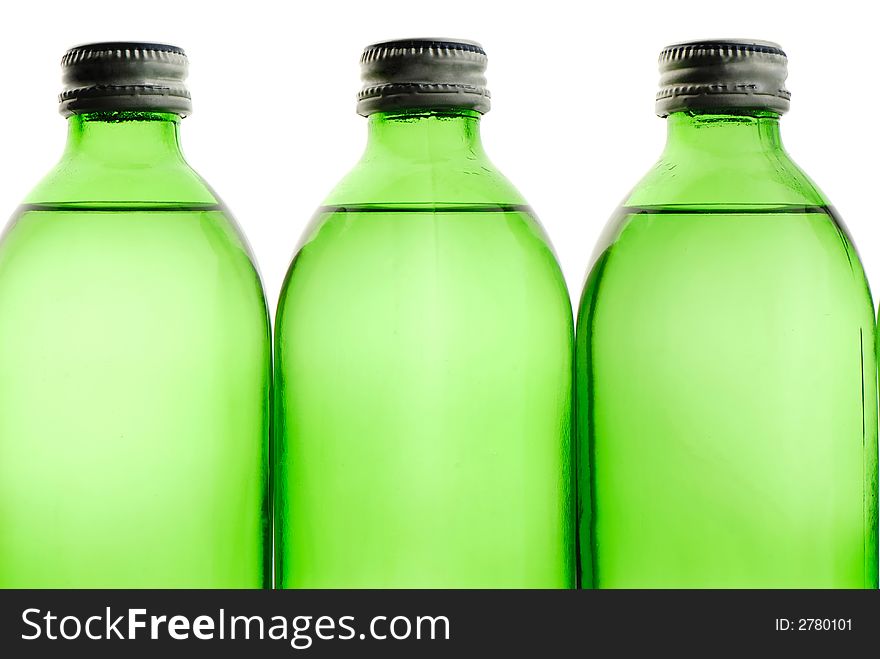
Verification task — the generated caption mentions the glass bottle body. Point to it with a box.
[0,113,270,587]
[276,110,574,588]
[579,111,879,588]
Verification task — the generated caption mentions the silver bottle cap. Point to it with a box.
[656,39,790,116]
[357,38,491,116]
[59,42,192,117]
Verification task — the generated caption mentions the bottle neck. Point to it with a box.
[363,109,487,162]
[323,107,526,207]
[63,112,186,166]
[24,111,217,206]
[623,108,827,209]
[663,110,784,158]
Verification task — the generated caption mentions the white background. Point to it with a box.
[0,0,876,310]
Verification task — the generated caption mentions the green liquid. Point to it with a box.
[276,204,574,588]
[0,204,270,588]
[579,205,878,588]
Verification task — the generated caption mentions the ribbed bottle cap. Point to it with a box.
[357,38,491,116]
[59,42,192,117]
[656,39,790,116]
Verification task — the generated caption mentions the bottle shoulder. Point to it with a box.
[284,154,565,293]
[7,155,263,270]
[585,148,843,275]
[623,147,829,209]
[22,156,219,206]
[321,153,529,207]
[303,151,562,262]
[1,201,253,270]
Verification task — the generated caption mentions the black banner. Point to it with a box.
[0,589,876,656]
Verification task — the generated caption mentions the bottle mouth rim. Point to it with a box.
[659,39,785,57]
[64,41,186,55]
[362,38,485,56]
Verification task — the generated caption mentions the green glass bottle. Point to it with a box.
[0,43,270,588]
[578,40,878,588]
[275,39,574,588]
